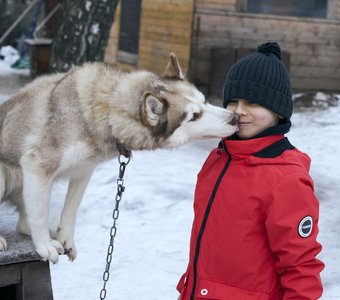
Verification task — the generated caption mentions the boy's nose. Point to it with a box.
[235,102,247,115]
[235,104,242,114]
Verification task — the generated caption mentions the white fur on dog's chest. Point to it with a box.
[58,142,98,179]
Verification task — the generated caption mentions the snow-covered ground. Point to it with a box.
[0,47,339,299]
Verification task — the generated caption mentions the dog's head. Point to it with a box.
[141,53,238,148]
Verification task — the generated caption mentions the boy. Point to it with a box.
[177,42,324,299]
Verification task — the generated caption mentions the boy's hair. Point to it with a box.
[223,42,293,120]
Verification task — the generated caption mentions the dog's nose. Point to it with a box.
[229,114,239,126]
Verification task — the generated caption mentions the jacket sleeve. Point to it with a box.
[265,171,324,300]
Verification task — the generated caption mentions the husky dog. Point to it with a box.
[0,53,238,262]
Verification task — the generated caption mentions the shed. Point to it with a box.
[105,0,340,97]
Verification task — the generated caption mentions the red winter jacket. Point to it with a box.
[177,135,324,300]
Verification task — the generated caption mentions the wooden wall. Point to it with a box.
[138,0,194,74]
[192,0,340,94]
[105,0,194,75]
[105,3,121,66]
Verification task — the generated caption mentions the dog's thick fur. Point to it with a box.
[0,53,237,262]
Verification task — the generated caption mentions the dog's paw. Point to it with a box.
[0,236,7,251]
[54,224,77,261]
[35,239,64,263]
[64,245,77,262]
[56,231,77,261]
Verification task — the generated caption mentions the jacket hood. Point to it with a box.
[222,135,311,171]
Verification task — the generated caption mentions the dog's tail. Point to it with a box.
[0,162,22,203]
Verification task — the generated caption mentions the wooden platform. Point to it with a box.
[0,210,54,300]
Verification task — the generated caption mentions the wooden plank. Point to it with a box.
[140,28,190,45]
[142,2,193,12]
[282,42,340,56]
[143,0,193,3]
[141,57,190,72]
[141,17,193,29]
[193,12,340,57]
[139,46,189,59]
[291,54,340,68]
[137,0,193,73]
[140,26,191,38]
[139,41,191,61]
[22,262,53,300]
[196,13,340,37]
[0,209,54,299]
[139,47,190,70]
[335,0,340,19]
[290,66,340,79]
[142,9,194,21]
[140,58,190,75]
[140,39,189,53]
[292,77,340,91]
[0,264,21,287]
[139,50,190,70]
[191,6,340,93]
[197,19,340,43]
[0,213,41,266]
[195,3,236,11]
[195,0,236,5]
[104,2,121,64]
[0,262,54,300]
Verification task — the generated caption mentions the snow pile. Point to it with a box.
[0,45,21,64]
[0,45,29,76]
[313,92,339,108]
[294,92,339,110]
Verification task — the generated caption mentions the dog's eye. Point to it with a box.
[189,112,201,122]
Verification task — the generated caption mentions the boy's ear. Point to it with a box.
[162,52,185,80]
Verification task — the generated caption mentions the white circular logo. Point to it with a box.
[200,289,208,296]
[298,216,313,238]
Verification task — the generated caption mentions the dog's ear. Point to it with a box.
[142,93,167,126]
[162,52,185,80]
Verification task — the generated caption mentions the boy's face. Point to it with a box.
[227,99,279,139]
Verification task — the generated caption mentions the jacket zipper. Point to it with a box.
[190,145,232,300]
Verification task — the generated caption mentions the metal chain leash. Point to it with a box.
[100,154,131,300]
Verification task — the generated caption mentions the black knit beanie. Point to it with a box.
[223,42,293,120]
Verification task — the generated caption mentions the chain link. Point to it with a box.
[100,154,131,300]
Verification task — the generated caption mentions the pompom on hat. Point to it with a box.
[223,42,293,120]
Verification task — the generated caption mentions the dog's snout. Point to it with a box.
[228,114,239,126]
